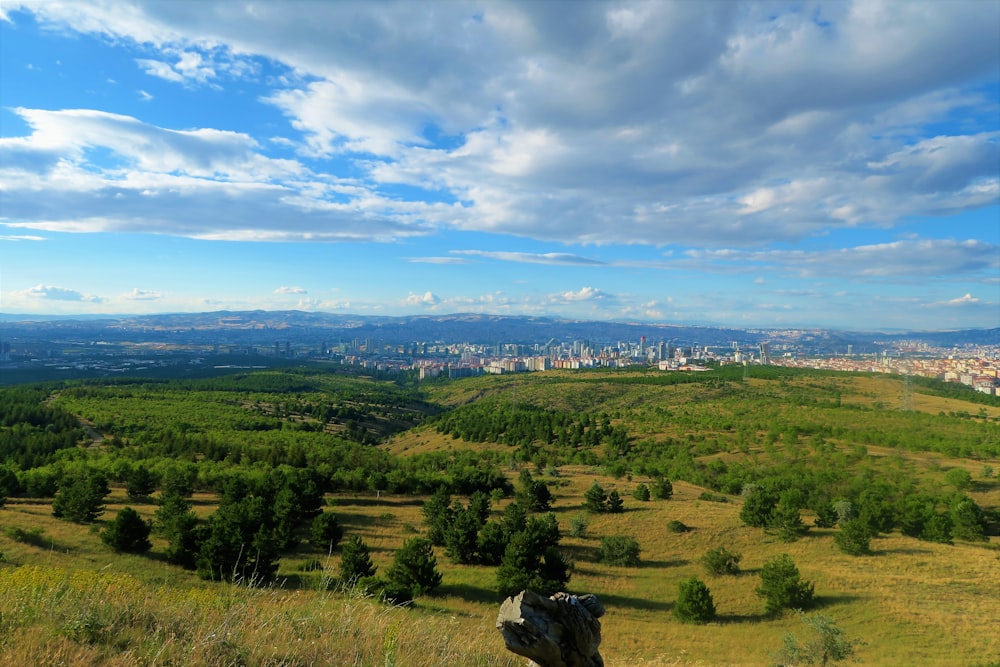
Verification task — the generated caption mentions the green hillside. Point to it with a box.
[1,366,998,665]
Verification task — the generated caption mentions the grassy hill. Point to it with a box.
[1,366,998,665]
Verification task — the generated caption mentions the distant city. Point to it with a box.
[1,311,998,394]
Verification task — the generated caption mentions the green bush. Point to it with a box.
[598,535,641,567]
[701,546,741,576]
[673,576,716,623]
[100,507,152,554]
[340,535,377,583]
[756,554,815,615]
[834,520,873,556]
[633,483,651,501]
[667,519,689,533]
[310,512,343,552]
[385,537,441,597]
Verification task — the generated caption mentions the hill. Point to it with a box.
[0,365,998,665]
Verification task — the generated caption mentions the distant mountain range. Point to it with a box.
[1,310,998,350]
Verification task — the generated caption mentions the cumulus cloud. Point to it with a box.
[550,286,609,303]
[0,1,995,248]
[18,284,103,302]
[274,286,307,295]
[404,291,440,306]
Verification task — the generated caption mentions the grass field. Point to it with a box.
[2,368,998,665]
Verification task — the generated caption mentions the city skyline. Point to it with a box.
[1,1,998,330]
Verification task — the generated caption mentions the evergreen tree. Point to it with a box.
[196,495,280,585]
[834,520,873,556]
[673,576,716,624]
[950,494,988,542]
[701,546,741,576]
[598,535,641,567]
[52,469,109,523]
[583,481,608,512]
[633,483,651,502]
[740,487,777,528]
[756,554,815,615]
[125,465,157,499]
[310,511,344,552]
[773,496,808,542]
[496,513,570,598]
[650,477,674,500]
[340,535,377,583]
[156,492,201,569]
[445,500,484,564]
[606,489,625,514]
[386,537,442,597]
[100,506,152,553]
[421,486,453,546]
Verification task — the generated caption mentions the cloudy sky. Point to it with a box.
[1,1,997,330]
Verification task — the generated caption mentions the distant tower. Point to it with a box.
[759,342,771,365]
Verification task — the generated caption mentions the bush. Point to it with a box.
[310,512,344,552]
[651,477,673,500]
[583,481,607,512]
[606,490,625,513]
[740,488,777,528]
[100,507,152,554]
[340,535,377,583]
[701,546,741,576]
[633,483,651,501]
[385,537,441,597]
[673,576,716,623]
[569,513,588,538]
[667,520,689,533]
[756,554,815,615]
[52,469,109,523]
[598,535,641,567]
[834,519,873,556]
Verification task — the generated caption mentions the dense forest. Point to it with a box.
[0,364,998,665]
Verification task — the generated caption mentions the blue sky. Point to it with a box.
[1,1,998,330]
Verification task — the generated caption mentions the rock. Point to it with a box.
[496,590,605,667]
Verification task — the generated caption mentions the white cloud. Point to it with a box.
[404,291,440,307]
[551,286,609,303]
[123,288,162,301]
[137,90,153,101]
[274,286,307,295]
[17,284,104,302]
[451,250,605,265]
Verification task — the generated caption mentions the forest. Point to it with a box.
[0,363,998,666]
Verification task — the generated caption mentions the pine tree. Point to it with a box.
[584,481,608,512]
[52,469,109,523]
[607,489,625,513]
[756,554,815,615]
[100,506,152,553]
[673,576,716,623]
[310,511,343,552]
[386,537,442,597]
[340,535,377,583]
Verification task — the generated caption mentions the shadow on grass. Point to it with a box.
[435,581,502,605]
[596,591,673,613]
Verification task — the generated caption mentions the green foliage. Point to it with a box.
[310,512,343,552]
[701,546,741,576]
[773,495,808,542]
[155,492,201,568]
[673,576,716,624]
[757,554,815,615]
[52,469,109,523]
[740,486,777,529]
[667,519,689,533]
[583,481,608,512]
[421,486,453,546]
[340,535,377,583]
[100,507,152,554]
[950,494,988,542]
[606,489,625,513]
[650,477,673,500]
[386,537,442,598]
[834,520,874,556]
[569,513,588,538]
[812,500,838,528]
[195,495,281,585]
[125,464,157,499]
[598,535,641,567]
[4,526,48,548]
[774,612,864,666]
[496,513,569,598]
[633,483,651,501]
[515,470,553,512]
[944,468,973,491]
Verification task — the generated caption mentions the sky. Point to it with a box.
[0,1,998,331]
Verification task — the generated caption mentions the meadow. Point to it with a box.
[1,366,998,666]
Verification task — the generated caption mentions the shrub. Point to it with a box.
[667,519,689,533]
[673,576,716,623]
[598,536,641,567]
[633,483,651,501]
[698,491,729,503]
[606,490,625,513]
[310,512,344,552]
[52,469,109,523]
[583,481,608,512]
[740,487,777,528]
[100,507,152,554]
[945,468,972,491]
[756,554,815,615]
[701,546,741,576]
[651,477,673,500]
[385,537,441,597]
[340,535,377,583]
[569,513,588,538]
[775,612,864,666]
[834,519,873,556]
